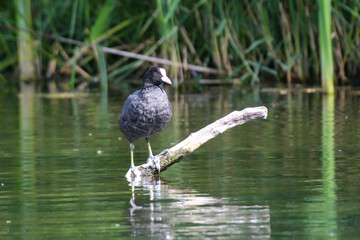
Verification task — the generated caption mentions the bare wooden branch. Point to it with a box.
[2,24,219,74]
[126,106,268,181]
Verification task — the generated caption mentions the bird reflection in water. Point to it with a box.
[128,179,271,239]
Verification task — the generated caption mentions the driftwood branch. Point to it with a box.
[1,24,219,74]
[126,106,268,181]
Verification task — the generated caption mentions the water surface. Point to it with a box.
[0,87,359,239]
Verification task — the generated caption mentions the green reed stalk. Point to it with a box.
[155,0,182,88]
[69,0,79,39]
[96,45,108,95]
[206,1,222,71]
[89,0,115,42]
[290,1,305,82]
[88,0,115,93]
[3,0,360,92]
[69,48,78,89]
[14,0,36,92]
[318,0,334,94]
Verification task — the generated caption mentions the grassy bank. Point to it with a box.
[0,0,359,93]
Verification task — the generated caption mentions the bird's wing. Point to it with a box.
[119,91,149,141]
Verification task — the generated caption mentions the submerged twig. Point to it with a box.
[126,106,268,181]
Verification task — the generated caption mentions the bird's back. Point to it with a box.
[119,86,172,143]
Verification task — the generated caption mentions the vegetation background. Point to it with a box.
[0,0,359,94]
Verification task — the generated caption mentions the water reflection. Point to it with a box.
[319,94,337,238]
[305,94,337,239]
[99,92,108,129]
[1,88,360,239]
[129,180,271,239]
[19,94,37,239]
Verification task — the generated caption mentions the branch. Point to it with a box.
[1,24,219,74]
[126,106,268,181]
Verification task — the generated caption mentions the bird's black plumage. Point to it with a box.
[119,67,172,167]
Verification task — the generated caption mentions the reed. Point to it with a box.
[96,44,108,95]
[13,0,36,92]
[318,0,335,94]
[1,0,359,93]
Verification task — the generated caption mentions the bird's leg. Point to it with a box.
[130,143,135,168]
[145,138,153,157]
[146,138,161,174]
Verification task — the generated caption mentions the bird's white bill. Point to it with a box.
[160,68,172,85]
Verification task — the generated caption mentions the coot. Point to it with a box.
[119,67,172,168]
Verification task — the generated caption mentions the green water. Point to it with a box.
[0,88,360,239]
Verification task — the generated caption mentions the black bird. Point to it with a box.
[119,67,172,169]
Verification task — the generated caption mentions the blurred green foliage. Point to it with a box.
[0,0,359,93]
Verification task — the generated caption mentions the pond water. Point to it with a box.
[0,87,359,239]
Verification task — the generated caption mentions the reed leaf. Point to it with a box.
[89,0,116,41]
[97,44,108,95]
[2,0,360,92]
[14,0,36,82]
[69,0,79,39]
[318,0,335,94]
[69,48,79,89]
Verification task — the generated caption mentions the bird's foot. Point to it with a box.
[125,166,136,180]
[146,155,156,168]
[154,158,161,174]
[125,165,143,181]
[146,155,161,174]
[154,149,169,174]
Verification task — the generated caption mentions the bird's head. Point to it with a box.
[143,67,172,88]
